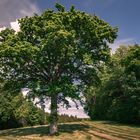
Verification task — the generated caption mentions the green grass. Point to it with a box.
[0,121,140,140]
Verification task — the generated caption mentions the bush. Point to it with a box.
[0,93,47,129]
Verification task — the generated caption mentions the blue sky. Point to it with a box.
[36,0,140,50]
[0,0,139,50]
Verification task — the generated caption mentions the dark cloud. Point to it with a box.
[0,0,40,27]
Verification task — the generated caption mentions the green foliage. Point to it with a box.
[0,92,46,129]
[12,94,46,126]
[124,45,140,78]
[0,4,117,103]
[0,4,117,132]
[0,92,18,129]
[85,45,140,124]
[55,3,65,12]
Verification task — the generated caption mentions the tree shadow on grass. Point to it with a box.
[0,123,90,137]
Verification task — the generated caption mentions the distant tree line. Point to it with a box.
[58,114,82,123]
[85,45,140,124]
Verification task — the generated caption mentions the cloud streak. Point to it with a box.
[59,107,89,118]
[0,0,40,27]
[109,38,135,53]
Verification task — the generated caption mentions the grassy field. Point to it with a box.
[0,121,140,140]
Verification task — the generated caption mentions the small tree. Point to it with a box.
[0,4,117,135]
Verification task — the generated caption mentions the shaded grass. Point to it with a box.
[0,121,140,140]
[0,123,90,136]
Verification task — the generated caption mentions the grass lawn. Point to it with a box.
[0,121,140,140]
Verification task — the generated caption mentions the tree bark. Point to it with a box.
[49,94,58,135]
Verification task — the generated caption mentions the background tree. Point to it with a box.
[85,45,140,124]
[0,4,117,135]
[0,91,47,129]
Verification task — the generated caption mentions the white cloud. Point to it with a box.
[109,38,135,53]
[10,20,20,32]
[0,0,40,27]
[58,98,89,118]
[20,3,39,16]
[39,98,89,118]
[22,90,89,118]
[0,26,6,32]
[59,107,89,118]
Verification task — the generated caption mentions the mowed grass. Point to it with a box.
[0,121,140,140]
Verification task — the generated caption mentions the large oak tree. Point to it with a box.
[0,4,117,135]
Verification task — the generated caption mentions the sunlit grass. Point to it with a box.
[0,121,140,140]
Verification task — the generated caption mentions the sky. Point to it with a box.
[0,0,140,51]
[0,0,139,117]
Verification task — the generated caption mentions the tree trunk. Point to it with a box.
[49,94,58,135]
